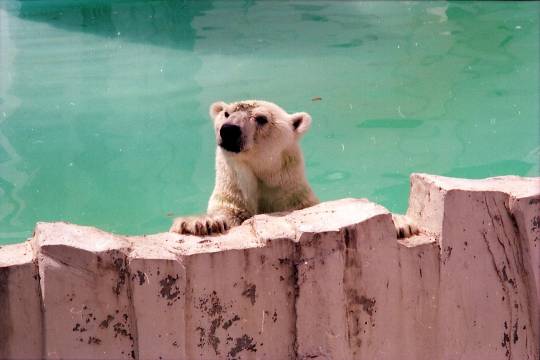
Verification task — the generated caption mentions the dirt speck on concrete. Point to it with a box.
[159,274,181,305]
[136,271,146,285]
[358,295,376,316]
[222,315,240,330]
[87,336,101,345]
[111,257,128,296]
[242,283,256,305]
[228,334,257,358]
[208,317,222,355]
[99,315,114,329]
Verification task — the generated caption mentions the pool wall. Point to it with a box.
[0,173,538,360]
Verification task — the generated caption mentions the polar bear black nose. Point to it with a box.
[219,123,243,153]
[220,124,242,142]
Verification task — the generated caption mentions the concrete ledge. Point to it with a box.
[0,173,538,360]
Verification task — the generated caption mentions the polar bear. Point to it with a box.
[170,100,318,235]
[170,100,418,238]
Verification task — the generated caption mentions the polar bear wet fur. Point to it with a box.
[170,100,318,236]
[170,99,418,238]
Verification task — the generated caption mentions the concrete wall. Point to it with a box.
[0,173,538,360]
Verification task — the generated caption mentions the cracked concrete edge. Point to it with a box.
[507,194,540,303]
[410,173,539,198]
[408,173,540,360]
[407,173,540,243]
[408,172,539,305]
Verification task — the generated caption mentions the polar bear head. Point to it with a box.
[209,100,311,157]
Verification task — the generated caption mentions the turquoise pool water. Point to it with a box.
[0,1,538,244]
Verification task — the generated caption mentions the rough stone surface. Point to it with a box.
[407,174,539,360]
[127,238,187,360]
[33,223,136,360]
[0,242,43,360]
[0,174,538,360]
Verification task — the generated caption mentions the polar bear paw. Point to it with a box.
[391,214,419,239]
[170,215,230,236]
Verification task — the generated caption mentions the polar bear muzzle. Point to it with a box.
[219,123,243,153]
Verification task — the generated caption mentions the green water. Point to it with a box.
[0,1,538,245]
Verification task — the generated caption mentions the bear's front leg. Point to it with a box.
[170,214,232,236]
[391,214,420,238]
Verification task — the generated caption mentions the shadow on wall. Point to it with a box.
[9,0,215,50]
[7,0,383,55]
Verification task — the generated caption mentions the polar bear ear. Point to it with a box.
[209,101,228,119]
[290,112,312,135]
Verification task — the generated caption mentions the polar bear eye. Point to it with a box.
[255,115,268,125]
[224,111,230,118]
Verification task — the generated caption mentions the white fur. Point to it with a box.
[170,100,318,235]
